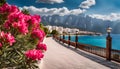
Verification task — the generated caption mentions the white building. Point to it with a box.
[57,27,64,34]
[52,26,58,30]
[64,28,71,34]
[45,25,97,35]
[45,25,52,32]
[45,25,64,34]
[70,28,79,34]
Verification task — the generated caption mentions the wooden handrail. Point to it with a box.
[54,36,120,63]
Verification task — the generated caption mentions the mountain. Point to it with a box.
[41,14,120,34]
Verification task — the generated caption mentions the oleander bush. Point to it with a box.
[0,0,47,69]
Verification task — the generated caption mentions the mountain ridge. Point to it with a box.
[41,14,120,34]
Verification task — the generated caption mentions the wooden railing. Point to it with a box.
[111,49,120,62]
[53,36,120,63]
[77,43,106,58]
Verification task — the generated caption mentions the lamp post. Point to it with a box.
[68,32,71,46]
[75,31,78,49]
[106,26,112,61]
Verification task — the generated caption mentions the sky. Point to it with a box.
[6,0,120,21]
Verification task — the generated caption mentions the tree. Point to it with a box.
[40,23,50,35]
[40,23,44,30]
[22,9,30,15]
[43,27,49,34]
[51,30,59,35]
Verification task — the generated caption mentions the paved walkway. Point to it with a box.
[40,37,120,69]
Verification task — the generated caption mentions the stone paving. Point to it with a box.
[40,37,120,69]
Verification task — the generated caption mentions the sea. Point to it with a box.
[63,34,120,50]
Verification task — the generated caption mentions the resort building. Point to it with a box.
[45,25,101,35]
[45,25,53,33]
[57,27,64,34]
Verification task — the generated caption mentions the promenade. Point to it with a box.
[40,37,120,69]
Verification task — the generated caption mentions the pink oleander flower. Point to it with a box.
[4,20,11,29]
[4,33,16,46]
[36,42,47,51]
[0,3,10,13]
[0,31,5,38]
[10,5,19,13]
[5,12,29,35]
[25,49,44,60]
[0,42,2,48]
[0,31,6,41]
[27,15,41,29]
[17,21,28,35]
[31,29,45,42]
[8,11,23,22]
[24,15,31,23]
[31,15,41,25]
[12,22,19,28]
[1,4,42,35]
[0,32,16,46]
[0,3,19,14]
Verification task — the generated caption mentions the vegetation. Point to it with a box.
[22,9,30,15]
[40,23,50,37]
[0,1,47,68]
[51,30,59,35]
[0,0,6,6]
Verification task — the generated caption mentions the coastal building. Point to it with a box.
[57,27,64,34]
[45,25,52,32]
[52,26,58,30]
[70,28,79,34]
[45,25,101,35]
[45,25,64,34]
[64,28,71,34]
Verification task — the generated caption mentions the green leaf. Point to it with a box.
[11,58,18,64]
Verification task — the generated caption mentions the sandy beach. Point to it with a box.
[39,37,120,69]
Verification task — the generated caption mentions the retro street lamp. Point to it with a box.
[75,31,78,49]
[106,26,112,61]
[107,26,112,37]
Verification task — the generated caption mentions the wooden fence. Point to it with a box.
[53,36,120,63]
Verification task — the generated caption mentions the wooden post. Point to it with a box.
[63,34,65,39]
[60,34,61,42]
[53,34,55,39]
[75,31,78,49]
[63,33,65,40]
[68,32,71,46]
[106,33,112,61]
[62,32,65,44]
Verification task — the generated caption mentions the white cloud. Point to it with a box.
[79,0,96,9]
[20,0,96,17]
[22,6,86,16]
[89,13,120,21]
[36,0,64,4]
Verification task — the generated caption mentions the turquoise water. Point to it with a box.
[62,34,120,50]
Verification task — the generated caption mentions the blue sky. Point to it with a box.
[89,0,120,14]
[6,0,120,21]
[7,0,120,14]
